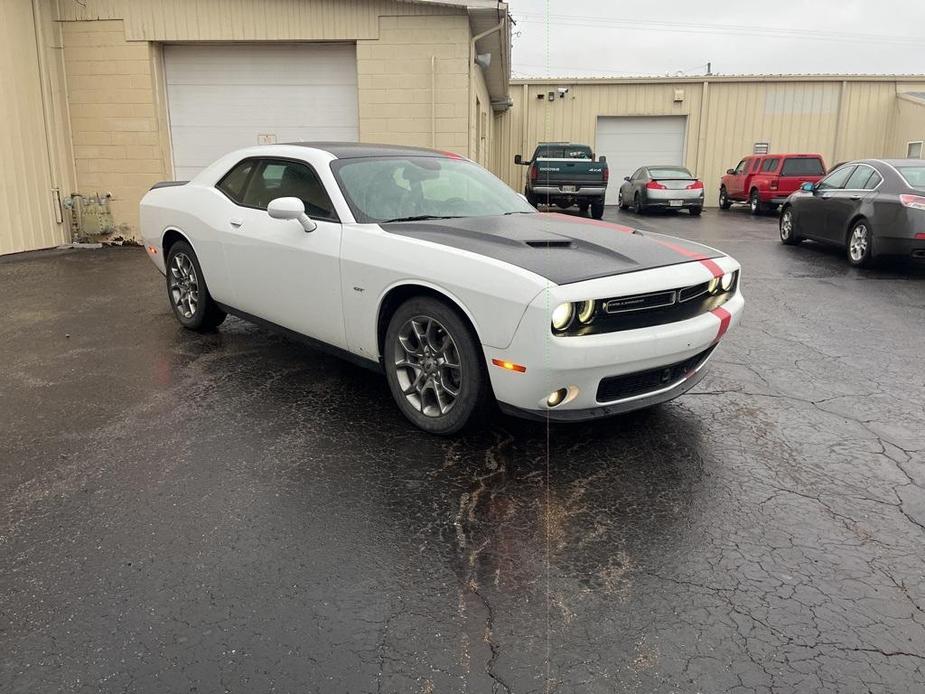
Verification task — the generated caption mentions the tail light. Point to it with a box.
[901,194,925,211]
[602,167,609,183]
[686,180,704,190]
[529,163,538,183]
[646,181,667,190]
[770,180,779,191]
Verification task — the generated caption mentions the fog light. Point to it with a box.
[551,302,574,330]
[547,388,569,407]
[720,272,735,291]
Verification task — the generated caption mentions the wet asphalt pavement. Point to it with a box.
[2,207,925,693]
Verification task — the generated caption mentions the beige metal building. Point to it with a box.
[3,0,925,256]
[1,0,511,255]
[494,76,925,206]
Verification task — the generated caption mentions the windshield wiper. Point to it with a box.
[503,210,534,215]
[381,215,463,223]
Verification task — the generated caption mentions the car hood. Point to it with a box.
[381,212,724,285]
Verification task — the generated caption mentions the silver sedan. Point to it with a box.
[618,166,705,216]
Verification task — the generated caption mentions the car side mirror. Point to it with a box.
[267,197,316,232]
[624,176,631,182]
[726,168,736,175]
[801,182,816,193]
[514,154,524,165]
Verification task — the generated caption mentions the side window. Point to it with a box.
[864,170,883,190]
[242,159,338,222]
[845,166,875,190]
[733,159,748,175]
[216,160,257,203]
[761,158,780,173]
[817,166,857,191]
[751,158,762,173]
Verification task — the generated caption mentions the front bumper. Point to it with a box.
[484,258,744,422]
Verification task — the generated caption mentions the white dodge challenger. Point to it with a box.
[140,143,743,434]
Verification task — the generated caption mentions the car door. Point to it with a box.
[823,165,883,244]
[802,165,857,242]
[219,157,347,348]
[727,158,751,200]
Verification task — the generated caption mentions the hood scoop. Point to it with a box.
[525,239,575,249]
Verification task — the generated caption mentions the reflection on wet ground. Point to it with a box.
[2,208,925,692]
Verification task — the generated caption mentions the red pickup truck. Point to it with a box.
[720,153,827,215]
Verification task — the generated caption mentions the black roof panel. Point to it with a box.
[284,141,452,159]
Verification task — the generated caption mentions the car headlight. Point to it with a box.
[551,302,574,330]
[720,272,735,292]
[576,300,595,324]
[708,277,720,295]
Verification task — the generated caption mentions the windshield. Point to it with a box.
[897,166,925,188]
[648,167,693,179]
[780,158,826,177]
[536,145,592,159]
[332,156,535,223]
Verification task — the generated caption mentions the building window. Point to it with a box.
[908,141,923,159]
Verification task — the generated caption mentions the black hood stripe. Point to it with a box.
[381,212,724,285]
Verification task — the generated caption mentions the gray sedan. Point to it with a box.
[779,159,925,267]
[618,166,705,216]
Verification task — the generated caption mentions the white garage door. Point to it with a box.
[595,117,687,205]
[164,44,359,180]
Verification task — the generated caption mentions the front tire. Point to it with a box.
[165,241,226,332]
[846,219,874,267]
[779,207,801,245]
[591,197,605,219]
[384,297,489,435]
[719,187,732,210]
[618,191,629,211]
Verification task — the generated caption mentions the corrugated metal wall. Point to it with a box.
[0,0,71,255]
[55,0,460,41]
[889,96,925,158]
[496,77,925,205]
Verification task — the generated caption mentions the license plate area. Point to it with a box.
[669,200,683,207]
[561,185,577,193]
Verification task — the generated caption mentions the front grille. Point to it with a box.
[596,347,714,403]
[556,273,738,337]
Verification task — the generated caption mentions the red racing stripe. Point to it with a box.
[540,212,725,276]
[711,306,732,342]
[540,212,634,233]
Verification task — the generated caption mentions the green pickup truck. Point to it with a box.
[514,142,609,219]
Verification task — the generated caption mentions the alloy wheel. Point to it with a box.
[168,252,199,319]
[394,316,462,417]
[849,224,870,262]
[780,211,793,240]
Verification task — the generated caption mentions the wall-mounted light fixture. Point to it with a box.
[474,53,492,69]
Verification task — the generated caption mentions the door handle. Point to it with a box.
[229,218,243,228]
[850,195,862,201]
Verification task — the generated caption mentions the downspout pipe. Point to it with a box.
[468,18,506,159]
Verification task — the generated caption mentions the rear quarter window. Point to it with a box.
[781,158,826,177]
[761,158,780,173]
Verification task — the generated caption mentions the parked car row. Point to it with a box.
[779,159,925,266]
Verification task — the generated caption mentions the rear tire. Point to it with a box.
[846,219,874,268]
[749,190,762,216]
[383,297,489,435]
[591,198,605,219]
[779,207,801,245]
[633,193,645,215]
[719,187,732,210]
[689,206,702,216]
[165,241,226,332]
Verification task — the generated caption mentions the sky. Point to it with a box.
[509,0,925,78]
